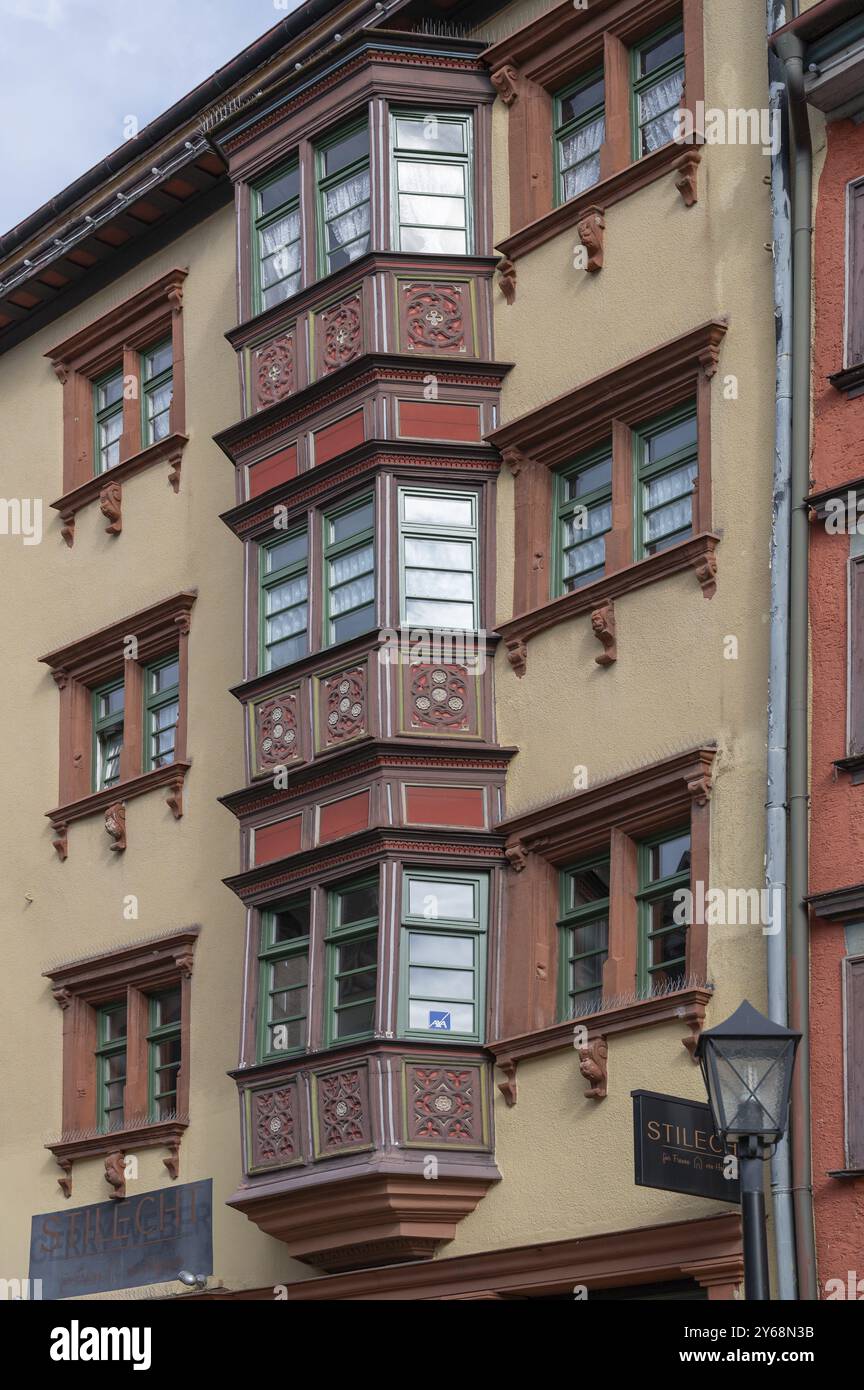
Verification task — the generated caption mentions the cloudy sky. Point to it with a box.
[0,0,304,235]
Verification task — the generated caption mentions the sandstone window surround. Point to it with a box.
[830,178,864,398]
[39,592,195,860]
[490,746,716,1105]
[489,317,726,675]
[482,0,705,262]
[44,927,198,1199]
[44,268,188,547]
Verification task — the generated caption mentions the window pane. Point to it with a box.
[266,575,308,617]
[403,493,474,528]
[639,28,684,77]
[559,77,605,125]
[563,500,612,547]
[263,276,301,310]
[569,917,609,957]
[338,882,379,926]
[408,878,475,920]
[98,686,125,720]
[273,955,308,989]
[330,500,373,543]
[398,193,466,229]
[410,933,473,967]
[265,533,307,573]
[330,544,373,591]
[409,965,474,999]
[151,660,179,694]
[270,899,310,942]
[97,372,123,411]
[269,1017,304,1051]
[405,568,473,602]
[639,73,685,153]
[259,165,299,216]
[153,989,181,1026]
[335,1001,375,1037]
[404,537,473,571]
[560,116,605,173]
[267,632,307,669]
[409,999,474,1032]
[103,1006,127,1041]
[650,833,691,881]
[395,117,466,154]
[326,193,371,243]
[337,936,378,972]
[143,342,172,380]
[397,160,465,197]
[399,226,467,254]
[332,605,375,642]
[270,986,307,1021]
[154,1037,181,1071]
[571,951,605,993]
[106,1051,126,1081]
[647,414,697,462]
[568,863,611,907]
[323,126,369,177]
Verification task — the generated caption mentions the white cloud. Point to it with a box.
[0,0,67,27]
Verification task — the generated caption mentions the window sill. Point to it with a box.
[489,984,714,1105]
[833,753,864,785]
[496,141,699,264]
[496,532,720,675]
[828,362,864,399]
[46,1117,188,1199]
[46,760,190,860]
[50,432,188,547]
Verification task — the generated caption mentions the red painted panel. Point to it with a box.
[249,444,298,498]
[318,790,370,843]
[314,409,365,465]
[254,814,302,865]
[404,785,485,828]
[399,400,481,442]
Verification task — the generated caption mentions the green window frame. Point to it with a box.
[316,122,371,276]
[257,896,311,1061]
[96,1000,128,1133]
[92,678,124,791]
[637,827,691,995]
[631,21,685,160]
[557,858,611,1018]
[259,528,309,673]
[141,339,173,447]
[148,988,182,1121]
[634,402,698,559]
[325,877,379,1046]
[144,653,180,772]
[390,110,473,255]
[554,70,605,205]
[398,487,479,631]
[399,869,487,1043]
[94,365,124,474]
[554,445,613,594]
[323,494,375,645]
[252,160,302,313]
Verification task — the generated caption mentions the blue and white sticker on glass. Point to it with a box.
[429,1010,451,1030]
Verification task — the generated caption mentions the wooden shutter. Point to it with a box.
[845,955,864,1170]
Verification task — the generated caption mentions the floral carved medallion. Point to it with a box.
[254,334,295,409]
[255,690,300,772]
[407,1064,483,1145]
[251,1085,297,1169]
[402,283,469,354]
[322,666,366,746]
[409,663,471,732]
[318,296,363,374]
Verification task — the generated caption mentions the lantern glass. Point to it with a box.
[702,1038,796,1143]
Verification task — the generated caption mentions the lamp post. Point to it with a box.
[694,1000,801,1301]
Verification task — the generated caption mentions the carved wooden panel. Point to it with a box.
[248,1080,302,1172]
[318,665,367,749]
[253,687,302,777]
[399,281,473,356]
[403,1060,489,1149]
[315,294,363,378]
[312,1065,373,1157]
[252,331,296,410]
[403,662,476,736]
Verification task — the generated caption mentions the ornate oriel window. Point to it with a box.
[399,870,488,1043]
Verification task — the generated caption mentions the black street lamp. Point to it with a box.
[694,1000,801,1301]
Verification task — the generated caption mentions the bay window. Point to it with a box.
[323,494,375,645]
[391,111,472,255]
[558,859,610,1017]
[399,487,478,630]
[400,870,487,1042]
[260,529,309,672]
[258,896,311,1059]
[554,72,605,204]
[325,878,379,1044]
[253,161,302,312]
[316,123,371,275]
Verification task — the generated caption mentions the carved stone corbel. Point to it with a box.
[176,951,195,979]
[497,256,517,305]
[674,148,702,208]
[56,1158,73,1199]
[105,1151,126,1201]
[60,512,75,547]
[504,839,529,872]
[497,1059,518,1108]
[687,773,712,806]
[51,822,68,862]
[163,1142,180,1181]
[490,64,520,106]
[167,450,182,493]
[166,777,184,820]
[579,1038,608,1099]
[505,638,527,677]
[576,206,605,272]
[51,986,72,1010]
[692,545,718,599]
[591,600,617,666]
[105,802,126,852]
[501,445,527,476]
[99,479,122,535]
[52,361,70,385]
